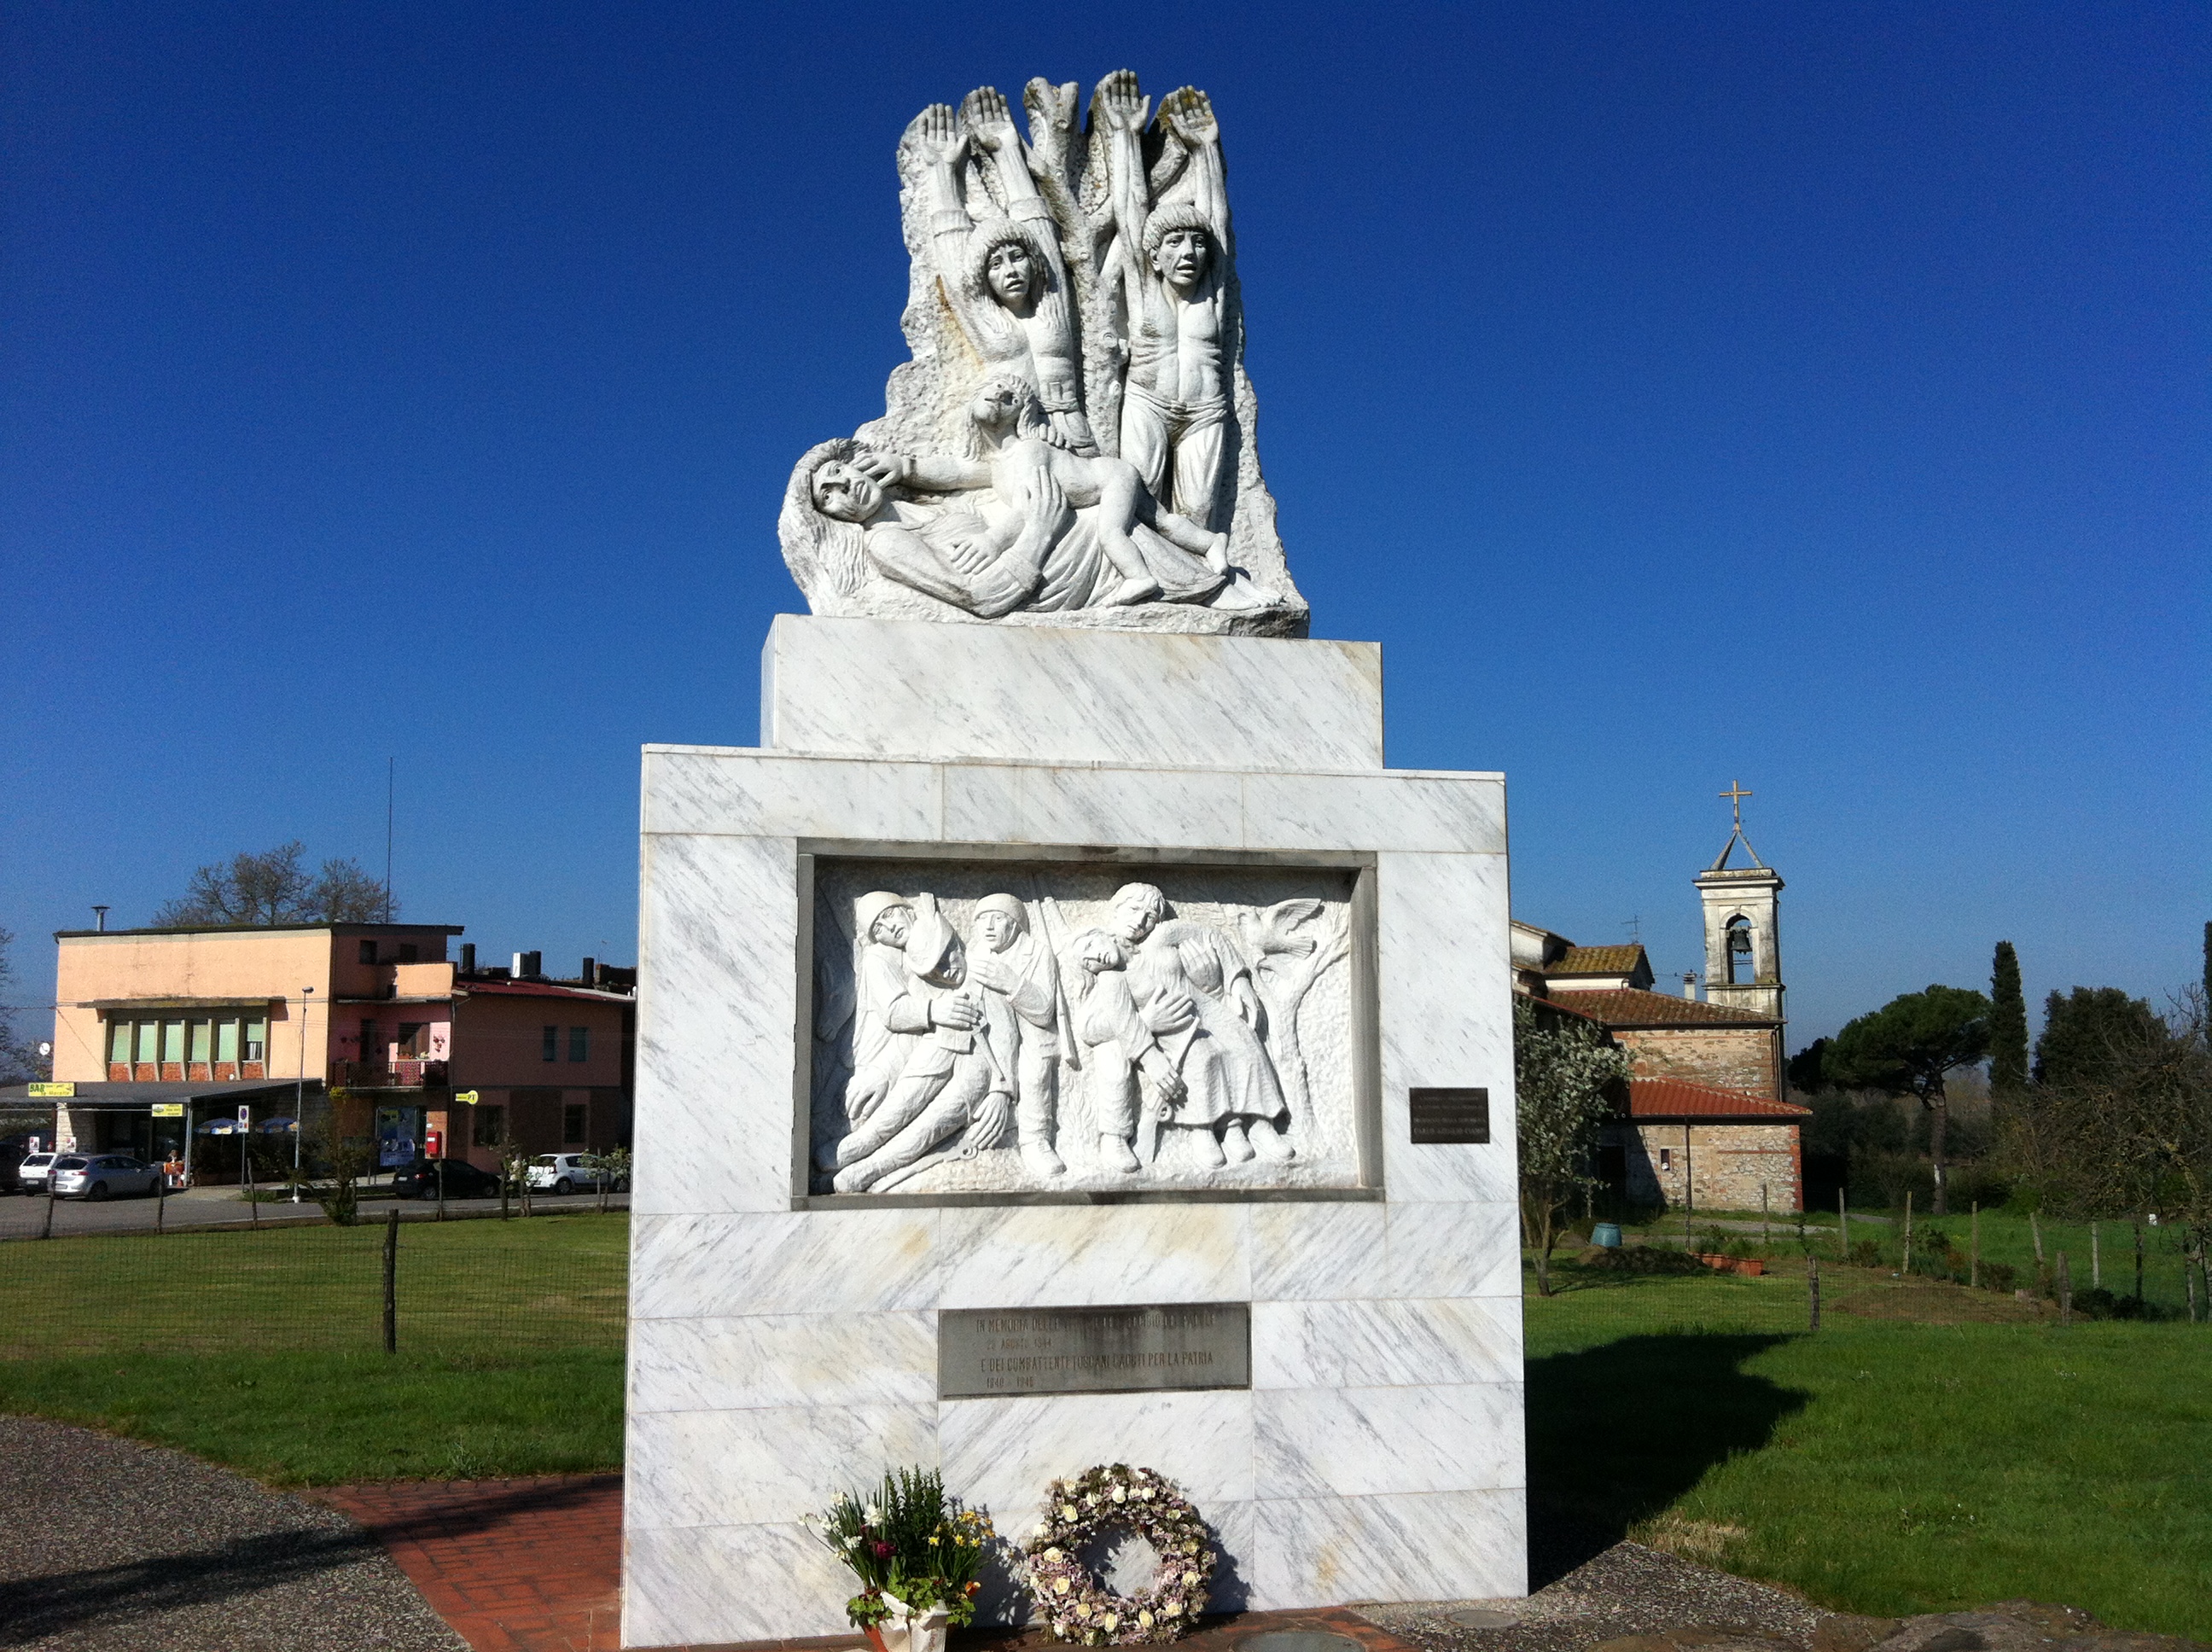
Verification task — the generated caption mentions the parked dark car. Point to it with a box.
[388,1158,505,1201]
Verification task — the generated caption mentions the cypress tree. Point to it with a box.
[1989,940,2028,1094]
[2202,920,2210,1002]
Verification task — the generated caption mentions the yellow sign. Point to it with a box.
[27,1082,73,1098]
[455,1090,480,1105]
[151,1103,184,1117]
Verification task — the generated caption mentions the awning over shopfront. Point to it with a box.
[0,1080,311,1111]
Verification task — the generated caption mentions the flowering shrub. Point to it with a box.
[1021,1464,1214,1644]
[814,1468,997,1629]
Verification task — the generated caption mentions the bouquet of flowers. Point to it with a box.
[815,1467,997,1635]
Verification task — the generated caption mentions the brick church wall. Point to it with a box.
[1610,1120,1802,1213]
[1613,1024,1781,1100]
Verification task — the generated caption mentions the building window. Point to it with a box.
[1660,1148,1674,1172]
[399,942,418,963]
[359,939,377,964]
[472,1105,505,1149]
[188,1021,211,1063]
[562,1103,586,1144]
[568,1027,589,1062]
[542,1026,558,1062]
[244,1017,265,1063]
[397,1023,426,1058]
[217,1020,239,1062]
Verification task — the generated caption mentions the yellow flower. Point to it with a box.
[1044,1547,1063,1562]
[1110,1486,1126,1504]
[1103,1614,1119,1630]
[1061,1504,1078,1520]
[1054,1579,1071,1597]
[1075,1604,1091,1620]
[1138,1610,1155,1627]
[1166,1602,1184,1616]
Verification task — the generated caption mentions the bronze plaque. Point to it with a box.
[938,1303,1250,1399]
[1409,1087,1490,1144]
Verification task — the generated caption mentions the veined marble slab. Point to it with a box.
[626,623,1524,1647]
[761,614,1383,770]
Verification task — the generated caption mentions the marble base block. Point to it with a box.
[626,624,1523,1648]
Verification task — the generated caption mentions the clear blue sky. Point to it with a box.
[4,3,2204,1050]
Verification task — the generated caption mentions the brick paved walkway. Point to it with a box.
[309,1476,1426,1652]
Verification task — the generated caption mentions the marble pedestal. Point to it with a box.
[623,615,1525,1649]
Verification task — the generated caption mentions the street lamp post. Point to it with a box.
[294,986,314,1201]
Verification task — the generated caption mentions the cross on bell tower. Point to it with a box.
[1694,780,1785,1021]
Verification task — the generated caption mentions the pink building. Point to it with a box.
[41,922,633,1175]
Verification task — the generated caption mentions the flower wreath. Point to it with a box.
[1021,1463,1215,1644]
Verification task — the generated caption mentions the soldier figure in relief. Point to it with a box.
[966,893,1066,1179]
[1097,73,1233,527]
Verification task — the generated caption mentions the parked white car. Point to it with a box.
[50,1154,162,1200]
[524,1153,626,1195]
[15,1152,55,1194]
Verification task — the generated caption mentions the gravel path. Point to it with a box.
[1364,1540,1830,1652]
[0,1415,463,1651]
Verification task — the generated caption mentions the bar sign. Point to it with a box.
[1408,1087,1489,1144]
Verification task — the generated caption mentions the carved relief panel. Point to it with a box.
[800,852,1375,1200]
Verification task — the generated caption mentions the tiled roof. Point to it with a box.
[1555,988,1778,1027]
[1628,1077,1811,1120]
[1548,945,1647,976]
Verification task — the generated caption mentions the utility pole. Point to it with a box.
[294,986,314,1201]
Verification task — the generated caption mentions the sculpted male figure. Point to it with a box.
[916,89,1098,456]
[1097,72,1233,526]
[967,893,1066,1179]
[1065,928,1188,1174]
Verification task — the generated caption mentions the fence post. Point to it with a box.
[1761,1184,1769,1247]
[2030,1209,2044,1265]
[157,1170,166,1236]
[2188,1246,2199,1324]
[1903,1190,1913,1276]
[1808,1254,1821,1330]
[1971,1201,1980,1289]
[2133,1221,2144,1306]
[40,1171,56,1240]
[2091,1222,2100,1289]
[2058,1250,2072,1325]
[1837,1190,1848,1261]
[382,1207,399,1355]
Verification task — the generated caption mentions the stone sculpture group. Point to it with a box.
[810,881,1348,1195]
[778,71,1307,637]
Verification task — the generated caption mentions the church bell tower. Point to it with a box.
[1696,781,1784,1021]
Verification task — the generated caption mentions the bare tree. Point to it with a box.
[0,926,43,1085]
[154,841,393,926]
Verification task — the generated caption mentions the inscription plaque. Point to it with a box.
[1409,1086,1490,1144]
[939,1303,1251,1399]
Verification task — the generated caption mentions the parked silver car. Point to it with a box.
[15,1152,55,1194]
[50,1154,162,1200]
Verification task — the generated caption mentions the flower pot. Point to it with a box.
[870,1594,948,1652]
[1734,1258,1765,1277]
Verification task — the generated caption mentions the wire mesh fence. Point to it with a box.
[0,1206,629,1358]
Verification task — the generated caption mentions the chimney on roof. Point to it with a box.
[460,943,475,974]
[514,950,542,979]
[1682,972,1700,1001]
[581,957,597,986]
[92,905,109,933]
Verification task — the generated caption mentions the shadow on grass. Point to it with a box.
[1527,1333,1807,1590]
[2,1475,608,1644]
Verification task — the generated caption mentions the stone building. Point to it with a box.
[1514,792,1809,1212]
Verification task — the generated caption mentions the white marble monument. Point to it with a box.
[626,71,1523,1650]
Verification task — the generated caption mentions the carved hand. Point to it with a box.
[913,102,967,168]
[962,85,1018,154]
[851,448,909,487]
[1141,987,1196,1035]
[966,954,1015,993]
[1159,86,1218,147]
[932,993,982,1032]
[1010,459,1071,539]
[1095,68,1150,135]
[1142,1052,1187,1103]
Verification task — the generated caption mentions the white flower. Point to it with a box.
[1085,1492,1099,1507]
[1075,1603,1092,1620]
[1043,1547,1063,1562]
[1031,1521,1051,1539]
[1185,1570,1202,1586]
[1138,1610,1155,1627]
[1054,1579,1071,1596]
[1137,1486,1155,1500]
[1061,1504,1079,1520]
[1103,1614,1119,1631]
[1110,1486,1126,1504]
[864,1504,883,1526]
[1166,1601,1184,1616]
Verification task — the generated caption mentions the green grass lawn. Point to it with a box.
[1527,1253,2212,1639]
[4,1213,2208,1638]
[0,1210,626,1484]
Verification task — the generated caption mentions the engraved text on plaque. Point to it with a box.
[938,1303,1251,1399]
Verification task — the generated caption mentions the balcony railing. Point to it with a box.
[333,1060,448,1089]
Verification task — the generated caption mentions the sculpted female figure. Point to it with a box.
[917,89,1098,456]
[782,379,1280,620]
